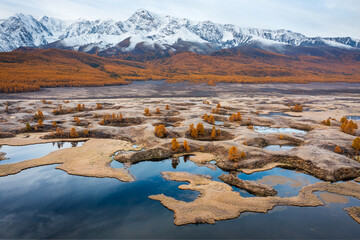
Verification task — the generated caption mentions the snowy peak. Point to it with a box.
[0,9,359,54]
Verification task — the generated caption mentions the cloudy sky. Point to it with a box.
[1,0,359,38]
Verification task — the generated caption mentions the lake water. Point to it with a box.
[0,141,85,165]
[214,120,224,126]
[346,116,360,120]
[0,143,360,238]
[263,145,295,152]
[254,126,307,135]
[258,112,292,117]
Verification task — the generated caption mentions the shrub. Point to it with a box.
[25,123,32,132]
[34,110,44,120]
[183,140,190,152]
[212,108,219,114]
[239,151,246,158]
[353,137,360,154]
[155,125,167,138]
[217,129,221,136]
[322,119,331,126]
[37,119,44,128]
[247,125,254,130]
[74,117,81,125]
[56,127,64,136]
[341,119,356,135]
[155,108,161,114]
[165,105,170,110]
[340,117,347,123]
[171,138,180,152]
[76,104,85,112]
[52,121,57,127]
[144,108,151,116]
[279,134,284,140]
[83,129,89,137]
[70,127,79,138]
[208,115,215,124]
[217,103,221,108]
[229,112,242,122]
[291,104,303,112]
[335,146,342,154]
[203,114,215,124]
[228,146,239,161]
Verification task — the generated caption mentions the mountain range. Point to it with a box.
[1,9,360,93]
[1,9,360,56]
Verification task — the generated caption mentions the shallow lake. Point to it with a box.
[0,143,359,238]
[263,145,295,151]
[0,141,85,165]
[346,116,360,120]
[258,112,292,117]
[253,126,307,135]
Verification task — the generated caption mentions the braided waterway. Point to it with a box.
[0,143,360,238]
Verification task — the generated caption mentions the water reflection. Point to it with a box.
[263,145,295,151]
[0,144,360,238]
[253,126,307,135]
[0,141,85,165]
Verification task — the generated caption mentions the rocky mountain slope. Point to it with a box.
[1,9,359,55]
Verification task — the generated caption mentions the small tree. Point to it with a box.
[279,134,284,140]
[340,117,347,123]
[25,123,32,132]
[211,126,216,139]
[217,129,221,137]
[144,108,151,116]
[34,110,44,120]
[155,125,167,138]
[183,140,190,152]
[189,123,195,134]
[228,146,239,161]
[96,103,103,109]
[217,103,221,108]
[76,104,84,112]
[204,114,209,122]
[37,119,44,128]
[291,104,303,112]
[155,108,161,114]
[56,127,62,136]
[70,127,79,138]
[197,123,205,135]
[239,151,246,158]
[208,115,215,124]
[326,119,331,126]
[74,117,81,125]
[353,137,360,154]
[83,129,89,137]
[165,105,170,110]
[335,146,342,154]
[191,128,198,138]
[171,138,180,152]
[52,121,57,127]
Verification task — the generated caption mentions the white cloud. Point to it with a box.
[0,0,359,38]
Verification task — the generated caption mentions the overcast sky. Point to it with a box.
[0,0,359,38]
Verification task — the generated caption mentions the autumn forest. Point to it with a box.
[0,46,360,93]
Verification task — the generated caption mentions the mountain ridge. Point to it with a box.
[1,9,359,55]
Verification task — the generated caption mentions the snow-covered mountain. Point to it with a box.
[1,9,359,54]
